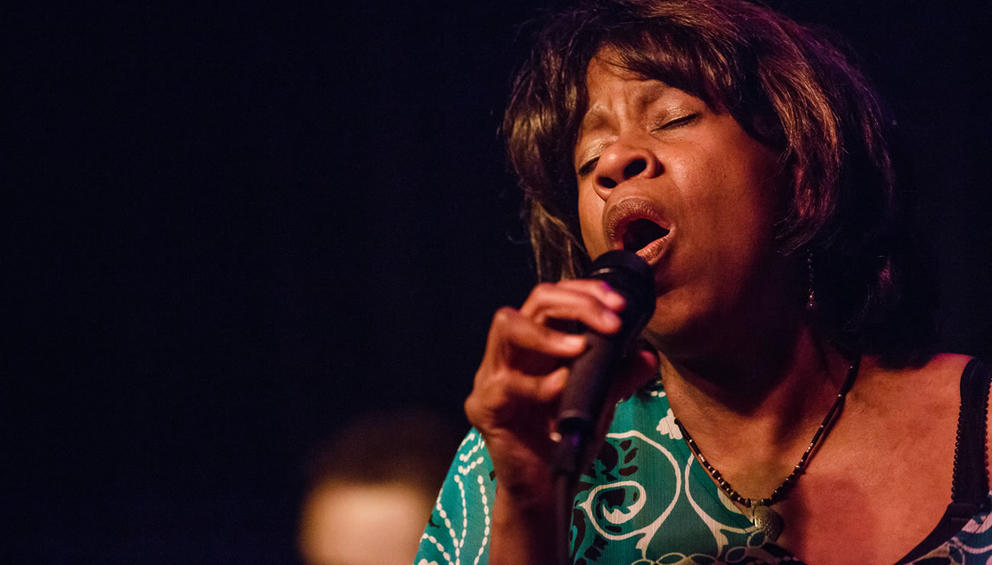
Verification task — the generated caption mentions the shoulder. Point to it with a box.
[416,429,496,564]
[426,428,496,513]
[917,352,976,380]
[856,352,973,405]
[863,352,973,382]
[860,352,988,470]
[854,352,973,420]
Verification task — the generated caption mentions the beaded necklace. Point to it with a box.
[672,357,860,541]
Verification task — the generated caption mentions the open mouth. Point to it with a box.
[603,197,672,265]
[622,218,670,253]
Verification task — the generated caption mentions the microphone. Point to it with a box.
[553,249,656,478]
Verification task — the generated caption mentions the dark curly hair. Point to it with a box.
[503,0,935,364]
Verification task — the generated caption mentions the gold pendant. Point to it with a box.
[752,504,784,542]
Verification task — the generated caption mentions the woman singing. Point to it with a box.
[416,0,990,562]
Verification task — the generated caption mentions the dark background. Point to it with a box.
[6,1,991,562]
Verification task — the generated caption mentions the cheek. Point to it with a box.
[690,151,781,243]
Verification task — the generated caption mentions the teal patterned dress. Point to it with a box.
[415,380,992,564]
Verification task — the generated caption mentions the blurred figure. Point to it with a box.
[298,408,461,565]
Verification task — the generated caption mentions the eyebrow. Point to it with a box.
[579,80,671,134]
[579,110,609,136]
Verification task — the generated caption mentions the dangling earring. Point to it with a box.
[806,248,816,313]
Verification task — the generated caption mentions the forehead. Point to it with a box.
[580,54,677,132]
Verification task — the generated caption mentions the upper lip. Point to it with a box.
[602,197,672,264]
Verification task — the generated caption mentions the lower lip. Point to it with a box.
[635,236,670,266]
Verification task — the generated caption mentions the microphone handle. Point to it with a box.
[556,331,624,435]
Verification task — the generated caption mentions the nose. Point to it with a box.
[593,140,662,199]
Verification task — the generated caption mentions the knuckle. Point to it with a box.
[530,282,556,300]
[463,395,480,421]
[491,306,516,327]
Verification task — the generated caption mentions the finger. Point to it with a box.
[486,307,588,361]
[554,279,627,310]
[503,365,569,403]
[518,283,624,335]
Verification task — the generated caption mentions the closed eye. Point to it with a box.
[656,113,699,131]
[577,157,599,177]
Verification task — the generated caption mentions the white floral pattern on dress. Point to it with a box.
[656,407,682,440]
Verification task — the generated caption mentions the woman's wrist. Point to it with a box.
[490,484,558,565]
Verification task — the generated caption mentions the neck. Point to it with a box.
[653,319,851,449]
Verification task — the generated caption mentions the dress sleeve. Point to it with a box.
[414,429,496,565]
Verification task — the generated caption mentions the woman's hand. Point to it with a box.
[464,279,658,564]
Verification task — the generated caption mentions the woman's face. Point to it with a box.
[575,52,793,354]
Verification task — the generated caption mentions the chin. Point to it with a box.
[642,290,732,360]
[643,296,700,353]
